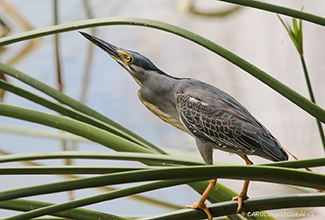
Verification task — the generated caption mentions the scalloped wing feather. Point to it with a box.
[176,93,288,162]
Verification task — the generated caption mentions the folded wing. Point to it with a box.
[176,93,288,162]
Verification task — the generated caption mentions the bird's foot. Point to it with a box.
[186,202,213,220]
[232,194,249,211]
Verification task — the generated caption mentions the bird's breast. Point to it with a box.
[138,93,187,133]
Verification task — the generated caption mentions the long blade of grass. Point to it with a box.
[0,165,154,175]
[53,0,63,92]
[300,55,325,152]
[216,0,325,26]
[0,198,129,220]
[140,193,325,220]
[0,124,90,142]
[1,151,324,169]
[262,157,325,168]
[0,62,166,155]
[2,154,325,174]
[1,165,324,202]
[79,0,96,104]
[0,78,164,154]
[2,179,204,220]
[0,151,203,166]
[0,103,155,155]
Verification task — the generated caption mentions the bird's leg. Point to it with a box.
[233,179,250,211]
[232,155,253,211]
[186,179,217,220]
[188,140,216,219]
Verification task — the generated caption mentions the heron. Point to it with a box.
[80,31,288,220]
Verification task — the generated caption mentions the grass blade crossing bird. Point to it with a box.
[80,32,288,220]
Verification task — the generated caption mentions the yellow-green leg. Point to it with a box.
[186,179,217,220]
[232,155,253,211]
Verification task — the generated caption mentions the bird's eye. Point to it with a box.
[125,56,133,63]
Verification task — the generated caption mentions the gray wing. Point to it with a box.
[176,93,288,162]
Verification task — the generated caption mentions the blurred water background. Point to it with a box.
[0,0,325,219]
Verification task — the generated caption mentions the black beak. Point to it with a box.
[79,31,123,61]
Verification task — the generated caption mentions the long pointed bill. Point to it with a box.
[79,31,123,62]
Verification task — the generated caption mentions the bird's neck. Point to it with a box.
[137,75,183,128]
[141,73,179,97]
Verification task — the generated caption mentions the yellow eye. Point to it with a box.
[125,56,133,63]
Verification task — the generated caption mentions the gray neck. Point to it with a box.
[138,73,180,119]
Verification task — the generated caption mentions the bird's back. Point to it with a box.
[177,78,288,162]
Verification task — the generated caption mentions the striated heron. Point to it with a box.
[80,32,288,220]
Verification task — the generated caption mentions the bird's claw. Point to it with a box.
[186,202,213,220]
[232,194,249,211]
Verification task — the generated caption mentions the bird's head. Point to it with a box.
[80,31,166,85]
